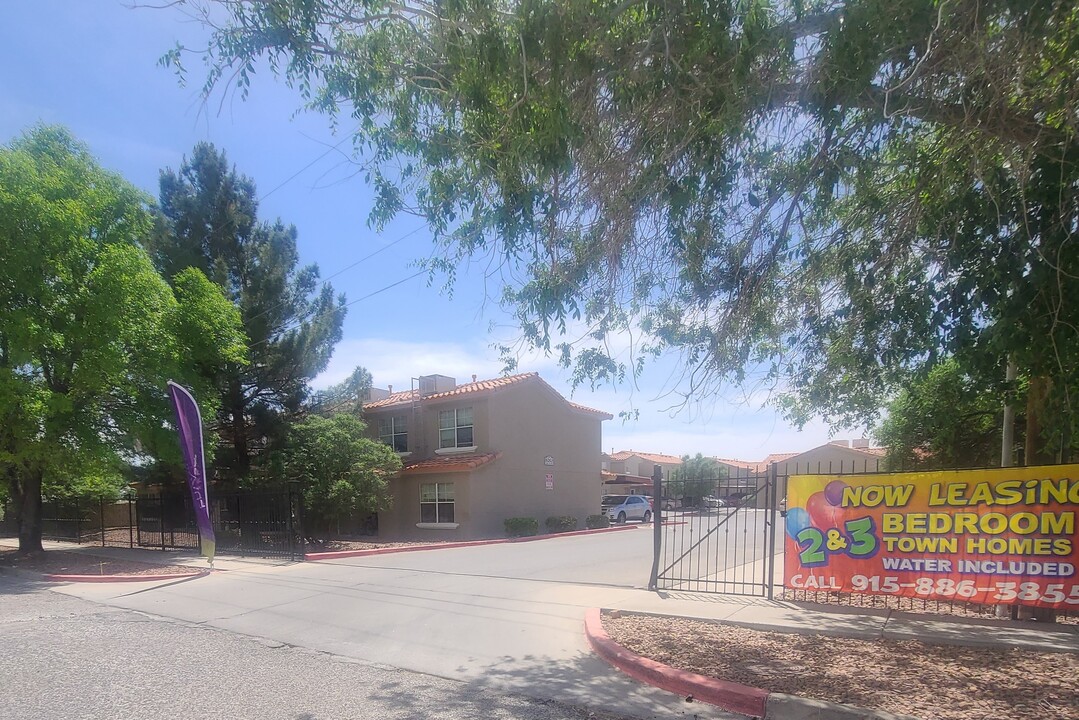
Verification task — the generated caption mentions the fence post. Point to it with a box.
[765,461,778,601]
[127,497,134,549]
[74,499,81,544]
[648,463,663,591]
[291,481,305,561]
[159,495,166,552]
[100,497,106,547]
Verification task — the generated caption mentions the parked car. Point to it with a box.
[660,496,682,511]
[779,497,788,517]
[600,495,653,524]
[701,495,727,511]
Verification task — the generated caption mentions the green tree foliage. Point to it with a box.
[148,143,346,485]
[667,454,725,504]
[280,414,400,539]
[0,126,246,552]
[170,1,1079,438]
[875,360,1016,471]
[311,366,374,416]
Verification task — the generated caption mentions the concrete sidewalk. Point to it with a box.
[9,538,1077,652]
[0,537,293,574]
[7,537,1077,720]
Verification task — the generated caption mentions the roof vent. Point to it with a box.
[851,438,870,449]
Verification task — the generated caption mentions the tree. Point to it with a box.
[310,366,374,417]
[875,360,1016,472]
[168,1,1079,445]
[280,414,400,540]
[148,143,347,486]
[667,454,724,506]
[0,126,246,553]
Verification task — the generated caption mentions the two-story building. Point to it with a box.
[363,372,612,540]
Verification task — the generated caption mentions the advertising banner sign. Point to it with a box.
[784,465,1079,608]
[167,380,216,564]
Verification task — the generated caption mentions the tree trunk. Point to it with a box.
[17,469,43,554]
[1023,376,1057,621]
[228,376,249,482]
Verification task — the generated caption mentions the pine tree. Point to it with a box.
[149,143,346,485]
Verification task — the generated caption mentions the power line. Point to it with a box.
[244,224,426,328]
[246,268,428,350]
[258,128,359,202]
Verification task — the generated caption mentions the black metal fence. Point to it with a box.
[39,487,305,560]
[655,465,779,596]
[653,460,1077,624]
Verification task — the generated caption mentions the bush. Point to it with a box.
[545,515,578,533]
[504,517,539,537]
[585,514,610,529]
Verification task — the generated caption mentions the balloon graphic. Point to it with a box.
[824,480,848,507]
[807,492,843,529]
[785,507,810,539]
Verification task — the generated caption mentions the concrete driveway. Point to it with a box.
[47,529,759,719]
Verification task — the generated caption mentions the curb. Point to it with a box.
[305,524,639,561]
[43,570,210,583]
[584,608,768,718]
[586,609,923,720]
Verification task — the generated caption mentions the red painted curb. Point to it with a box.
[44,570,210,583]
[306,524,639,561]
[584,608,768,718]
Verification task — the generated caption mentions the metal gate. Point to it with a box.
[653,465,779,596]
[651,458,885,596]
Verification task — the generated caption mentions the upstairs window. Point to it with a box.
[377,415,408,452]
[438,407,473,449]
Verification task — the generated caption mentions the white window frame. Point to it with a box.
[418,482,457,528]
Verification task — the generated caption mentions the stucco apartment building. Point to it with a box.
[363,372,612,540]
[714,440,886,506]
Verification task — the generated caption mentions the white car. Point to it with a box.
[600,495,653,524]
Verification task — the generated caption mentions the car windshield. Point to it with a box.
[601,495,628,505]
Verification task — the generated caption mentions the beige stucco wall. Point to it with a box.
[474,380,604,534]
[774,446,883,499]
[367,379,606,540]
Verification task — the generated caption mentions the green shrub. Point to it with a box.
[545,515,578,533]
[504,517,539,537]
[585,514,610,529]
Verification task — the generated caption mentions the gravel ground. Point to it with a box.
[603,612,1079,720]
[314,539,448,551]
[0,549,200,576]
[778,588,1079,625]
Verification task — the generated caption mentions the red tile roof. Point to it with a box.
[608,450,684,465]
[401,452,501,475]
[363,371,612,419]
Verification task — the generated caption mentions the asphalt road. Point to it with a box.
[0,578,634,720]
[9,528,762,720]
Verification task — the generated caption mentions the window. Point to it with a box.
[420,482,454,523]
[377,415,408,452]
[438,407,473,449]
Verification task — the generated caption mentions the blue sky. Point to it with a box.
[0,0,863,459]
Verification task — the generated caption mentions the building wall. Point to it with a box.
[774,446,883,498]
[377,471,475,541]
[367,379,605,540]
[475,380,604,534]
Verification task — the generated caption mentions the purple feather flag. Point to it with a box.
[167,381,215,564]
